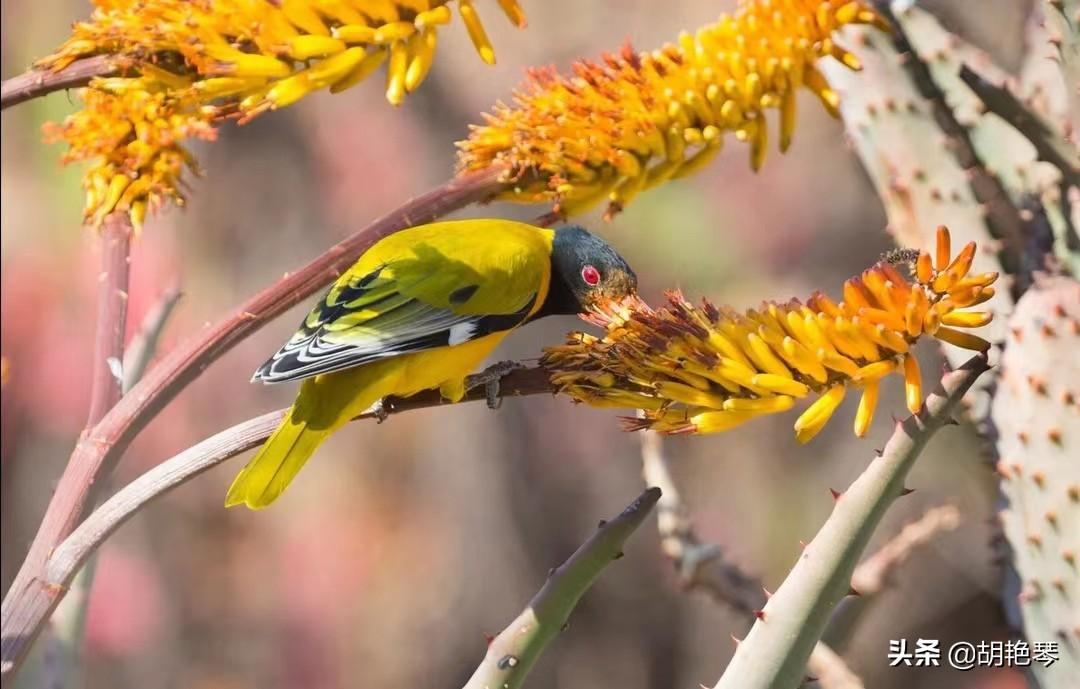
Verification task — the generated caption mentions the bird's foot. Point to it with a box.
[466,360,525,410]
[370,398,390,423]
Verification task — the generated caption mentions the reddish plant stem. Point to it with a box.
[0,168,508,677]
[86,214,132,427]
[0,56,125,110]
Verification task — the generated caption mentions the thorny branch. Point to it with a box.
[463,488,661,689]
[714,355,989,689]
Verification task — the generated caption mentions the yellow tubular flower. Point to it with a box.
[543,226,997,442]
[39,0,526,225]
[457,0,887,218]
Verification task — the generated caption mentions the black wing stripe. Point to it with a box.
[253,292,539,384]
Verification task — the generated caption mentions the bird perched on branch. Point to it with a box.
[226,219,637,509]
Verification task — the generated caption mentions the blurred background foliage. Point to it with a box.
[1,1,1036,688]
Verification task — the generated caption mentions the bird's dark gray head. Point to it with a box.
[537,225,637,317]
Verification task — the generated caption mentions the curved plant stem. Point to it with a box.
[462,488,661,689]
[0,56,124,110]
[0,168,508,678]
[713,354,989,689]
[1,361,549,677]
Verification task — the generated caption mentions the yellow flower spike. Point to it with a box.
[265,72,313,108]
[405,28,438,92]
[330,49,388,93]
[751,373,811,397]
[416,5,453,28]
[335,24,378,43]
[794,385,847,444]
[41,0,526,223]
[933,327,992,352]
[544,225,996,442]
[655,382,730,408]
[903,354,922,414]
[852,359,896,382]
[779,89,797,151]
[282,0,329,36]
[723,395,796,414]
[818,348,860,377]
[458,0,883,217]
[458,0,495,65]
[691,409,759,434]
[747,332,794,378]
[385,39,409,105]
[210,50,294,78]
[782,337,829,383]
[287,35,347,59]
[941,311,993,328]
[373,21,416,44]
[853,380,880,437]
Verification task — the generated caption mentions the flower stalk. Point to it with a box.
[545,226,997,441]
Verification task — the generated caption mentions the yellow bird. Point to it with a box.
[226,219,637,509]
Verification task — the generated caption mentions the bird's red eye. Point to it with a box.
[581,264,601,286]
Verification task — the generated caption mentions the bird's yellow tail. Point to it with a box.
[225,414,330,509]
[226,363,395,509]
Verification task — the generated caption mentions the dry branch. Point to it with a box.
[0,56,123,110]
[849,504,960,596]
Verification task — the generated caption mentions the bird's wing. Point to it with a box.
[254,222,552,383]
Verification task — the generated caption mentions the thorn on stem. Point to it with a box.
[829,488,842,501]
[900,487,915,496]
[753,609,766,620]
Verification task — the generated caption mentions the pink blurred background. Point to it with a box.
[2,1,1034,688]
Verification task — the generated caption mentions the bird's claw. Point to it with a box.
[467,360,525,410]
[371,398,390,423]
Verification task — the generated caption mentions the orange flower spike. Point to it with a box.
[458,0,885,216]
[916,252,934,284]
[932,241,978,294]
[935,225,952,271]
